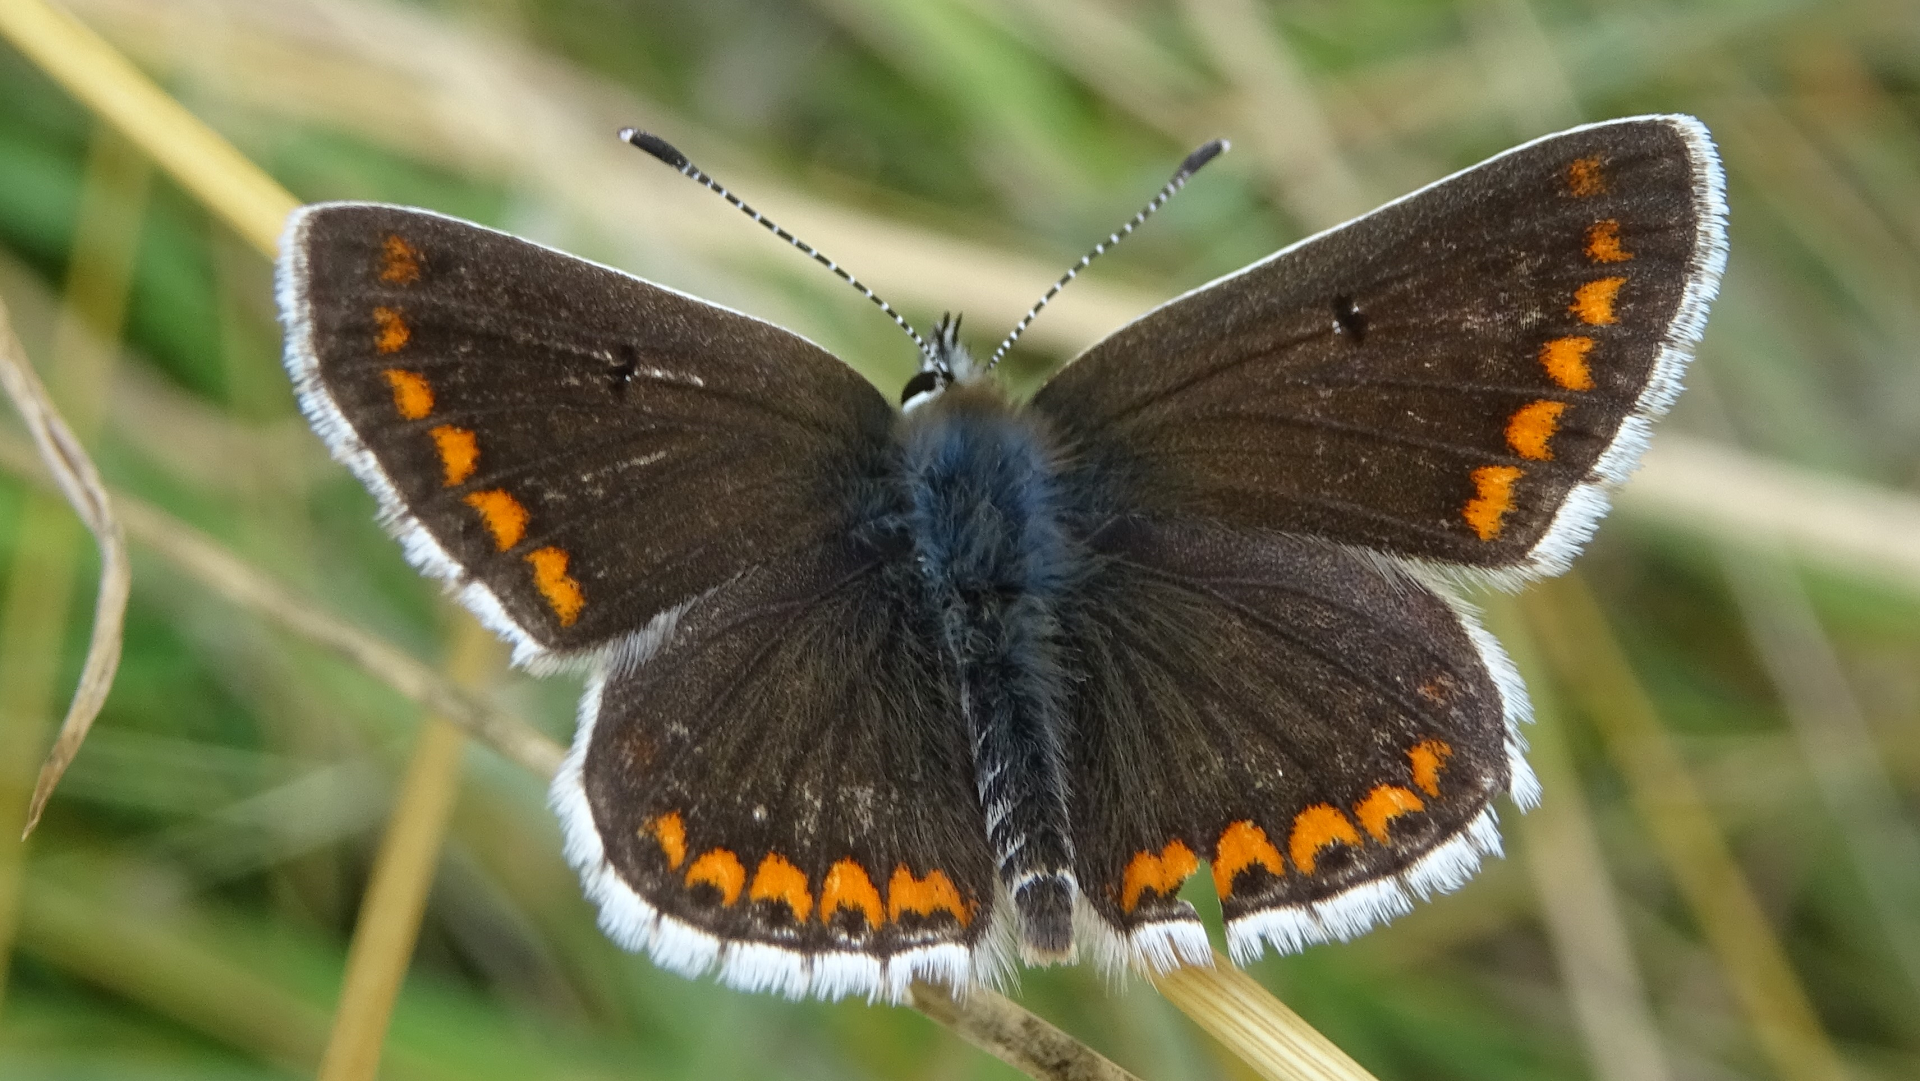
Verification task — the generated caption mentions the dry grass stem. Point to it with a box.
[0,430,566,779]
[0,297,129,838]
[17,875,335,1071]
[0,121,150,1009]
[1178,0,1373,227]
[63,0,1161,360]
[16,873,459,1080]
[0,0,297,255]
[1625,435,1920,595]
[1717,549,1920,997]
[909,981,1144,1081]
[1525,576,1853,1081]
[1483,598,1677,1081]
[319,625,492,1081]
[1152,955,1377,1081]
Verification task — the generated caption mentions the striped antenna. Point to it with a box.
[986,139,1230,371]
[621,129,935,366]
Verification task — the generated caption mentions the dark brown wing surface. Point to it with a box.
[551,541,999,1001]
[1031,116,1726,579]
[1056,518,1531,967]
[277,202,894,668]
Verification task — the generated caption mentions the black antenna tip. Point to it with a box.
[1176,138,1230,180]
[621,128,690,171]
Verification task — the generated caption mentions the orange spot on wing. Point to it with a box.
[381,369,433,419]
[1585,219,1631,263]
[1120,839,1199,913]
[819,858,884,929]
[749,853,812,921]
[1463,465,1523,541]
[643,812,686,869]
[1409,739,1453,798]
[373,306,410,353]
[1506,400,1568,461]
[1571,276,1627,325]
[1417,674,1458,704]
[1211,821,1284,899]
[526,546,585,626]
[463,489,527,550]
[379,233,422,283]
[686,848,746,905]
[1289,805,1361,875]
[1539,337,1596,391]
[888,866,974,926]
[429,425,478,486]
[1566,156,1606,197]
[1354,785,1426,843]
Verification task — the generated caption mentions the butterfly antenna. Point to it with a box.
[621,129,936,366]
[985,139,1230,371]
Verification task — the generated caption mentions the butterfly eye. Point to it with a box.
[900,369,948,407]
[1332,295,1368,343]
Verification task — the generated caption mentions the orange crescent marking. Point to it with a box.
[819,858,884,929]
[1506,400,1568,461]
[1211,821,1284,899]
[1585,219,1632,263]
[888,866,973,927]
[1354,785,1427,843]
[1462,465,1523,541]
[429,425,479,486]
[1571,277,1627,325]
[381,369,433,419]
[643,812,686,869]
[463,489,527,550]
[1289,805,1362,875]
[380,234,422,284]
[1566,156,1606,197]
[526,546,585,626]
[1119,839,1199,913]
[749,854,813,921]
[1409,739,1454,798]
[685,848,746,906]
[1539,337,1596,392]
[372,306,410,353]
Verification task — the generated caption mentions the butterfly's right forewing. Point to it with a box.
[280,202,896,670]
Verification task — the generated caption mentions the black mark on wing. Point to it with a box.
[1332,295,1368,344]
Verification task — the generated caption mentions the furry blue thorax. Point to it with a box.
[898,383,1074,607]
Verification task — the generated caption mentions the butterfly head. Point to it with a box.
[902,312,977,411]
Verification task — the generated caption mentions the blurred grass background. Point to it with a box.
[1,0,1918,1078]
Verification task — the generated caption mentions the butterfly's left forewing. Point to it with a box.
[1031,115,1726,582]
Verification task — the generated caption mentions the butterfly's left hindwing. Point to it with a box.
[278,203,894,669]
[1058,518,1531,968]
[552,540,1001,1001]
